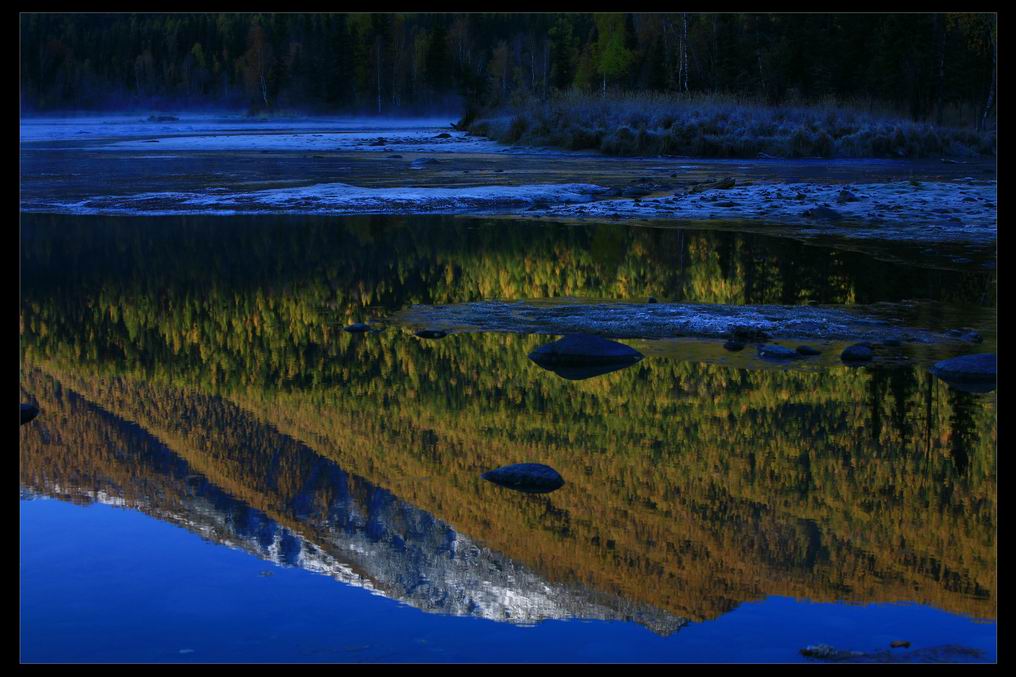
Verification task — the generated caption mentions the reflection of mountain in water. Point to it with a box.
[19,213,996,623]
[19,369,687,634]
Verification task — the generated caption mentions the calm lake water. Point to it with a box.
[20,213,996,662]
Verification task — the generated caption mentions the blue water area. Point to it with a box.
[20,499,995,663]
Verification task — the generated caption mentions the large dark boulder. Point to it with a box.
[529,334,643,366]
[20,403,39,425]
[529,334,643,380]
[841,344,874,363]
[481,463,565,494]
[930,353,996,393]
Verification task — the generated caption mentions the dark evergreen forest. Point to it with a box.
[21,13,997,126]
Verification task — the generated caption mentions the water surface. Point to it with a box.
[20,213,995,662]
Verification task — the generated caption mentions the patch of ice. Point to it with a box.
[24,181,610,216]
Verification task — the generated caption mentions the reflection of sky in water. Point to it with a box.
[20,500,995,663]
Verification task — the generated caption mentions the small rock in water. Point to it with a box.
[930,353,996,393]
[20,403,40,425]
[410,158,441,170]
[890,641,911,649]
[731,326,769,343]
[481,463,565,494]
[723,340,745,352]
[344,323,370,333]
[836,189,860,203]
[434,132,452,139]
[796,345,821,356]
[647,296,658,304]
[946,328,983,343]
[688,177,735,193]
[757,344,799,361]
[800,644,860,660]
[415,329,448,339]
[841,344,874,363]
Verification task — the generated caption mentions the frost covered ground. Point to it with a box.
[537,178,997,245]
[46,182,609,216]
[20,114,996,247]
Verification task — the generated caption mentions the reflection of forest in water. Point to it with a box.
[19,214,996,623]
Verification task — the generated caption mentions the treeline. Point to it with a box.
[20,213,995,392]
[21,13,996,124]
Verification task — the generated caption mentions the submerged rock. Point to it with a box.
[836,190,860,203]
[841,344,874,363]
[344,322,371,333]
[434,132,452,139]
[647,297,658,304]
[415,329,448,339]
[20,403,39,425]
[481,463,565,494]
[796,345,821,356]
[757,344,800,361]
[930,353,996,393]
